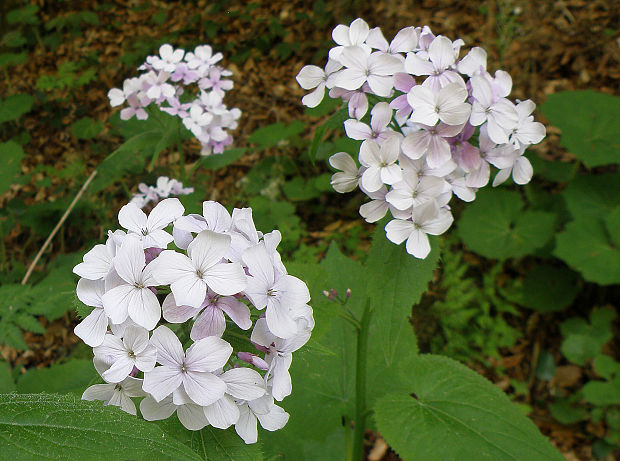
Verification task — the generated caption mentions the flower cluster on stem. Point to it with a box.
[74,197,313,443]
[108,44,241,155]
[296,19,546,258]
[130,176,194,209]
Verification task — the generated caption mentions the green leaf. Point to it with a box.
[548,399,588,424]
[503,265,579,312]
[16,360,97,395]
[71,117,103,140]
[0,363,15,393]
[248,121,305,149]
[159,420,264,461]
[365,227,438,407]
[0,93,34,124]
[7,5,40,25]
[282,176,321,201]
[554,217,620,285]
[561,173,620,220]
[459,189,556,259]
[540,90,620,167]
[605,206,620,247]
[0,393,202,461]
[373,354,565,461]
[200,147,246,170]
[535,350,557,381]
[582,377,620,406]
[560,307,616,365]
[592,355,620,380]
[0,141,25,194]
[0,52,28,68]
[308,105,348,162]
[530,155,577,183]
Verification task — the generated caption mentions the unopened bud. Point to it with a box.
[237,352,269,370]
[345,288,352,299]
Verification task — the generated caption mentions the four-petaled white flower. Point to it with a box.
[335,46,403,97]
[358,136,403,192]
[153,230,247,308]
[408,82,471,126]
[143,325,231,406]
[328,152,361,193]
[235,394,290,444]
[118,198,184,249]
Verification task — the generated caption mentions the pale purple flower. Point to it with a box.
[358,136,403,192]
[509,99,546,148]
[401,122,464,168]
[335,46,403,97]
[344,102,394,143]
[366,26,418,58]
[147,44,185,73]
[469,75,519,144]
[408,82,471,126]
[329,18,371,60]
[74,278,108,347]
[82,359,145,415]
[328,152,361,193]
[118,198,184,249]
[405,35,464,92]
[235,394,289,444]
[296,60,342,108]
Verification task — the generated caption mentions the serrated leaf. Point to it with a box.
[0,93,34,124]
[373,354,564,461]
[71,117,103,140]
[200,147,246,170]
[159,420,263,461]
[0,362,15,393]
[459,189,556,259]
[14,314,45,334]
[540,90,620,167]
[0,141,25,194]
[16,360,97,395]
[0,393,202,461]
[554,217,620,285]
[503,265,579,312]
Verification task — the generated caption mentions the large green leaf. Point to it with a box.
[248,121,305,149]
[540,90,620,167]
[0,93,34,124]
[159,420,263,461]
[554,217,620,285]
[199,148,246,170]
[0,141,25,195]
[459,189,556,259]
[561,173,620,220]
[308,105,349,163]
[560,307,615,365]
[373,354,564,461]
[0,393,202,461]
[365,228,437,409]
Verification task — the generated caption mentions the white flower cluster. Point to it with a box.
[296,19,546,259]
[130,176,194,209]
[108,44,241,156]
[73,198,313,443]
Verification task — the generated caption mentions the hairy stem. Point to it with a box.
[352,299,372,461]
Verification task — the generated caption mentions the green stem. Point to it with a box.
[352,299,372,461]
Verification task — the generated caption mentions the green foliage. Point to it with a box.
[0,52,28,68]
[458,189,556,260]
[560,307,615,365]
[429,246,520,362]
[0,94,35,124]
[540,90,620,167]
[45,11,100,32]
[16,360,97,395]
[0,362,16,393]
[308,104,349,162]
[373,354,564,461]
[247,121,305,149]
[199,148,246,170]
[0,393,202,461]
[0,141,25,195]
[503,264,579,312]
[71,117,103,140]
[36,61,96,92]
[7,5,40,25]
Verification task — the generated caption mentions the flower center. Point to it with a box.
[266,288,277,297]
[134,282,144,289]
[141,228,149,236]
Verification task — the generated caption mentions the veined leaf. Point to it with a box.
[374,354,565,461]
[0,393,202,461]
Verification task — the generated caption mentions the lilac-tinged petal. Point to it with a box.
[402,131,430,159]
[114,235,144,284]
[492,168,512,187]
[140,395,177,421]
[147,198,184,231]
[368,52,403,76]
[82,383,114,402]
[405,229,431,259]
[265,304,297,339]
[422,208,454,235]
[74,308,108,347]
[218,296,252,330]
[486,117,510,144]
[142,229,174,249]
[273,274,311,308]
[204,395,240,429]
[244,276,270,310]
[513,156,533,185]
[404,53,435,76]
[186,336,233,372]
[188,230,231,272]
[143,366,184,402]
[370,102,393,132]
[366,74,394,97]
[177,403,209,430]
[250,318,275,349]
[360,198,389,223]
[344,119,372,140]
[391,27,418,53]
[118,203,148,234]
[366,27,389,51]
[331,24,350,46]
[235,405,258,444]
[338,45,369,70]
[428,36,456,70]
[150,325,184,368]
[191,306,226,339]
[102,285,134,324]
[385,219,415,244]
[76,278,105,308]
[73,245,111,280]
[301,84,326,108]
[127,288,161,330]
[358,139,381,167]
[270,355,293,401]
[471,75,493,107]
[162,293,199,323]
[204,262,247,296]
[380,164,403,185]
[361,167,384,193]
[349,18,370,45]
[202,201,232,233]
[171,274,206,309]
[329,152,357,174]
[295,65,324,89]
[221,368,265,401]
[183,371,227,406]
[102,356,135,383]
[426,136,452,168]
[151,250,195,284]
[134,346,157,372]
[122,325,149,354]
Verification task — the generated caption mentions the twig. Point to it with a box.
[21,169,98,285]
